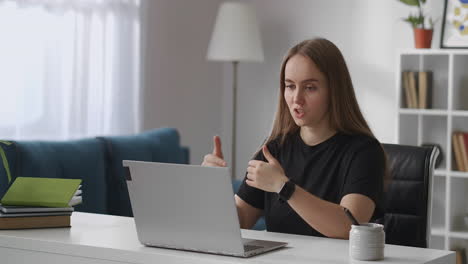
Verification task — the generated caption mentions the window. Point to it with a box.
[0,0,141,140]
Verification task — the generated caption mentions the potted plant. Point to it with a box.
[398,0,434,49]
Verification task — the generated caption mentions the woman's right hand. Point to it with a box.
[201,135,227,167]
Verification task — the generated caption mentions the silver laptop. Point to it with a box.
[123,160,287,257]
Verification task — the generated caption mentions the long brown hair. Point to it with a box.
[267,38,373,145]
[263,38,390,187]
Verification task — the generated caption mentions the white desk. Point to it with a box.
[0,212,455,264]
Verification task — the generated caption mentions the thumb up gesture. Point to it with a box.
[246,146,288,192]
[201,136,227,167]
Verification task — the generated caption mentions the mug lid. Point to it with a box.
[351,223,384,230]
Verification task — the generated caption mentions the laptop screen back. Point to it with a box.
[123,160,245,254]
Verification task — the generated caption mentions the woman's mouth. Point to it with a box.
[294,108,305,119]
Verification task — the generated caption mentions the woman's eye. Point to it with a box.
[306,86,317,91]
[285,84,295,89]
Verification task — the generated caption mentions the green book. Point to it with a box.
[0,177,82,208]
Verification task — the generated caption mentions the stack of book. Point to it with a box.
[0,177,82,229]
[401,71,433,109]
[453,132,468,172]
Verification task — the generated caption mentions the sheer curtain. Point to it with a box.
[0,0,140,140]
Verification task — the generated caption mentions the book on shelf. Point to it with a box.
[401,71,433,109]
[407,71,418,109]
[452,132,468,172]
[402,71,417,108]
[0,177,82,208]
[453,132,464,171]
[402,71,412,108]
[459,133,468,172]
[418,71,432,109]
[453,248,466,264]
[463,133,468,172]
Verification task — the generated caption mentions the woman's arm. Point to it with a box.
[234,195,263,229]
[287,187,375,238]
[202,136,266,230]
[246,145,378,239]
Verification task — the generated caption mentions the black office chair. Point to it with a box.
[381,143,439,248]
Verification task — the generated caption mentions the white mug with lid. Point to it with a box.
[349,223,385,261]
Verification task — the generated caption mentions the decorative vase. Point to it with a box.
[413,28,433,49]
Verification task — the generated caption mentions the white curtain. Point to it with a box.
[0,0,140,140]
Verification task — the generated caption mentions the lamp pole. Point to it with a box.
[231,61,238,180]
[206,2,264,180]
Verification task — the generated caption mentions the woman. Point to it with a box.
[202,38,386,239]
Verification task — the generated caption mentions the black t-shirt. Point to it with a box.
[236,130,385,237]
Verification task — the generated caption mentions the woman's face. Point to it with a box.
[284,54,330,128]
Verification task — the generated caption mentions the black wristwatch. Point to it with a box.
[278,180,295,201]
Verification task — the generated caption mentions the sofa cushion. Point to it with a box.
[100,127,189,217]
[0,138,107,214]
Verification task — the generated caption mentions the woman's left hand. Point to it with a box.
[246,145,289,192]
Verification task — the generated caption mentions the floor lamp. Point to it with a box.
[207,2,264,179]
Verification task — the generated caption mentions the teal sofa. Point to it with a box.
[0,128,189,217]
[0,128,267,230]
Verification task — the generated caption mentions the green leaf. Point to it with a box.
[0,141,12,183]
[0,141,12,146]
[403,13,425,28]
[398,0,420,6]
[0,146,11,184]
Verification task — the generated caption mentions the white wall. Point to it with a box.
[141,0,444,175]
[230,0,445,179]
[141,0,223,164]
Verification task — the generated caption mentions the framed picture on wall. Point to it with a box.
[441,0,468,48]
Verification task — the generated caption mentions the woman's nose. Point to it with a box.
[293,89,305,104]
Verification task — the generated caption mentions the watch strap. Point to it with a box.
[278,180,295,201]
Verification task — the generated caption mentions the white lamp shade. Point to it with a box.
[207,1,264,62]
